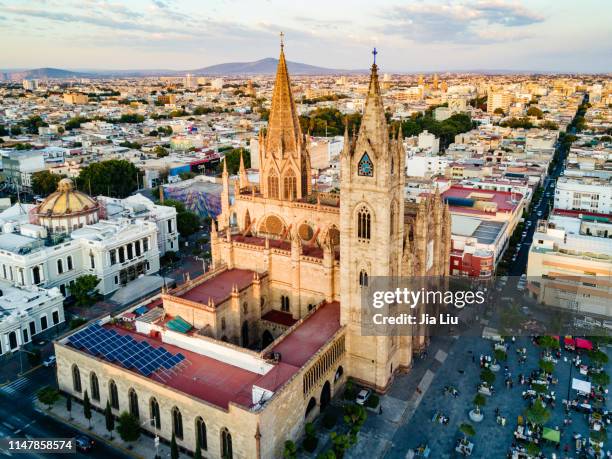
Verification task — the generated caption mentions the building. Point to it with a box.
[0,281,64,356]
[527,212,612,317]
[55,44,451,459]
[554,176,612,214]
[157,94,177,105]
[22,79,38,90]
[63,93,89,105]
[0,179,166,297]
[487,91,513,114]
[417,130,440,154]
[2,150,45,192]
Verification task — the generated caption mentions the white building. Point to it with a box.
[406,155,449,178]
[0,281,64,355]
[418,130,440,154]
[554,176,612,214]
[211,78,224,90]
[1,150,45,192]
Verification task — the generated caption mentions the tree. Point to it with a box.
[65,116,89,130]
[540,120,559,130]
[459,423,475,444]
[588,349,609,367]
[117,412,141,443]
[170,433,179,459]
[76,159,139,198]
[71,275,100,307]
[222,148,250,175]
[32,171,64,196]
[539,359,554,374]
[283,440,297,459]
[66,393,72,419]
[161,199,200,237]
[83,390,92,428]
[473,393,486,415]
[105,400,115,439]
[303,422,318,452]
[526,397,550,425]
[153,146,169,158]
[527,106,544,119]
[493,107,505,115]
[37,386,59,409]
[330,431,354,458]
[592,371,610,386]
[538,336,560,354]
[480,367,496,385]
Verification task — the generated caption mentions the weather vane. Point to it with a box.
[280,31,284,49]
[372,47,378,65]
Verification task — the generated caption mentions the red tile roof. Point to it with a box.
[261,310,297,327]
[177,269,254,305]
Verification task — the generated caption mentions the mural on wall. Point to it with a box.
[163,186,223,218]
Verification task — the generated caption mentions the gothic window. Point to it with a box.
[359,270,368,287]
[281,295,290,312]
[150,398,161,429]
[268,170,279,199]
[357,207,371,240]
[221,428,233,459]
[195,417,207,450]
[358,152,373,177]
[72,364,82,392]
[283,169,297,200]
[109,380,119,409]
[172,406,183,439]
[128,388,139,419]
[90,372,100,401]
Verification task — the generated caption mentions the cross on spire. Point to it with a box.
[372,47,378,65]
[280,31,284,49]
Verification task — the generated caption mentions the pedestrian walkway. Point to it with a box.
[35,396,190,458]
[0,376,29,395]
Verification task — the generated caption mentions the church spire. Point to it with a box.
[356,48,388,158]
[239,149,249,189]
[265,32,302,156]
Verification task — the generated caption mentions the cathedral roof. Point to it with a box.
[265,41,302,155]
[37,178,98,217]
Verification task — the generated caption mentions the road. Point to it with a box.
[0,366,131,459]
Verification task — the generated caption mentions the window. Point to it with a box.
[22,328,29,343]
[32,266,41,284]
[167,220,173,233]
[60,284,66,297]
[8,331,17,350]
[128,389,139,419]
[221,317,226,330]
[357,207,371,240]
[109,380,119,409]
[89,253,95,269]
[135,242,141,257]
[40,315,48,331]
[358,152,374,177]
[67,256,73,271]
[359,270,368,287]
[119,247,125,263]
[268,170,279,199]
[283,170,297,200]
[195,417,207,450]
[281,295,290,312]
[29,321,36,336]
[149,398,161,429]
[221,428,233,459]
[72,365,82,392]
[90,373,100,401]
[127,244,133,260]
[171,407,183,439]
[143,238,149,252]
[52,310,60,325]
[110,249,117,265]
[57,259,64,274]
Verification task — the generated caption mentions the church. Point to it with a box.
[55,41,451,459]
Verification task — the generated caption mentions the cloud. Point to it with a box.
[381,1,544,44]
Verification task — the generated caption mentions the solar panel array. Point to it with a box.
[68,324,185,377]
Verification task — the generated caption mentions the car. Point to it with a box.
[537,211,543,217]
[75,435,94,452]
[356,389,372,405]
[42,355,56,367]
[521,232,527,237]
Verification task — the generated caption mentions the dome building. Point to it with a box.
[35,178,100,233]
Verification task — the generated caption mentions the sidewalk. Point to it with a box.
[36,396,190,459]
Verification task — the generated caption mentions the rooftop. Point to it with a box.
[175,268,255,306]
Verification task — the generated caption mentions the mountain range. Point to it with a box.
[1,58,361,80]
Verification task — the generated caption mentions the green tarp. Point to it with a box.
[542,427,560,443]
[167,315,192,333]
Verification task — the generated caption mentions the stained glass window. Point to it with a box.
[358,152,373,177]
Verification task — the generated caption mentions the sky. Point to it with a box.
[0,0,611,73]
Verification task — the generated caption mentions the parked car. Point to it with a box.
[42,355,56,367]
[356,389,372,405]
[75,435,94,452]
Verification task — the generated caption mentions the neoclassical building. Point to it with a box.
[55,42,451,459]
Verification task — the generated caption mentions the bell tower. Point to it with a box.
[339,50,406,392]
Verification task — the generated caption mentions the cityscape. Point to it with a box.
[0,1,611,458]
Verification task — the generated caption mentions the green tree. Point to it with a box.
[153,146,169,158]
[330,432,354,458]
[459,423,475,444]
[222,148,250,175]
[526,106,544,119]
[71,275,100,307]
[161,199,200,237]
[493,107,505,115]
[76,159,139,198]
[526,397,550,425]
[83,390,92,428]
[10,125,23,135]
[480,367,496,385]
[539,359,554,374]
[588,349,609,367]
[540,120,559,130]
[32,171,64,196]
[283,440,297,459]
[170,433,179,459]
[65,116,89,130]
[37,386,60,409]
[117,412,141,442]
[21,115,48,134]
[66,393,72,419]
[592,371,610,386]
[473,393,486,415]
[105,400,115,439]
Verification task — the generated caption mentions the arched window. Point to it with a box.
[283,169,297,201]
[359,270,368,287]
[267,170,279,199]
[90,372,100,401]
[357,207,371,240]
[281,295,290,312]
[195,417,207,451]
[57,259,63,274]
[358,152,374,177]
[32,266,41,284]
[128,388,139,419]
[149,398,161,429]
[72,364,81,392]
[171,406,183,439]
[221,317,226,330]
[67,256,73,271]
[109,380,119,409]
[242,302,248,314]
[390,204,396,236]
[221,428,233,459]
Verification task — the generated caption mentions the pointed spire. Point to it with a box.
[265,35,302,155]
[222,156,228,176]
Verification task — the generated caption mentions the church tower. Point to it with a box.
[259,34,312,201]
[340,50,406,392]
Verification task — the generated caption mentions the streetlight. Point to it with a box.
[141,417,160,459]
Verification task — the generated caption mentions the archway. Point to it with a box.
[334,366,344,383]
[241,321,249,347]
[262,330,274,348]
[305,397,317,418]
[320,380,331,410]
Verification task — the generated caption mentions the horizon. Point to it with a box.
[1,0,611,73]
